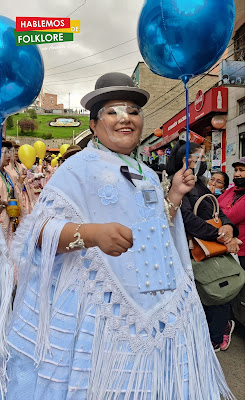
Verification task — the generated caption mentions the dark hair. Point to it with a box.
[166,140,203,175]
[211,171,229,189]
[90,101,106,134]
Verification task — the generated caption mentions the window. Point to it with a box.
[238,98,245,115]
[234,23,245,61]
[239,124,245,157]
[50,100,54,104]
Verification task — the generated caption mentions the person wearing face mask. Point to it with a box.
[218,157,245,270]
[166,141,241,353]
[208,172,229,197]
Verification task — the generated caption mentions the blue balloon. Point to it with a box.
[0,16,44,119]
[138,0,235,80]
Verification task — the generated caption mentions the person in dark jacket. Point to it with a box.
[166,140,241,352]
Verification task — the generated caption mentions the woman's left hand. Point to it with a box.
[225,237,242,254]
[171,164,195,196]
[217,225,233,244]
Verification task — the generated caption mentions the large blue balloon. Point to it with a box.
[0,16,44,119]
[138,0,235,80]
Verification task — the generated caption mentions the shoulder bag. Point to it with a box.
[190,194,245,305]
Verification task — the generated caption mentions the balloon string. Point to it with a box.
[183,78,190,170]
[0,118,4,159]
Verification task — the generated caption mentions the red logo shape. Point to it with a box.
[194,90,204,112]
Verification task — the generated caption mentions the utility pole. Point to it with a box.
[69,93,70,113]
[16,120,19,142]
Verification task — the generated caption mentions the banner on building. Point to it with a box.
[179,130,204,144]
[220,60,245,87]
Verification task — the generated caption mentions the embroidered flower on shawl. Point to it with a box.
[98,184,118,205]
[144,171,160,186]
[135,192,155,219]
[82,152,100,161]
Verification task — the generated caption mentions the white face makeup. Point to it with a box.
[90,100,144,155]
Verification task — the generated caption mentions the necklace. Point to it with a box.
[95,139,145,179]
[117,154,145,179]
[0,171,12,199]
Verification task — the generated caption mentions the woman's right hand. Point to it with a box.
[225,237,242,254]
[93,222,133,257]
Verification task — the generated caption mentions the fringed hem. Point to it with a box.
[82,299,235,400]
[0,228,14,400]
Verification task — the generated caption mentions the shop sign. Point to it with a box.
[166,148,171,156]
[141,146,151,156]
[179,130,204,144]
[149,87,228,152]
[154,128,162,137]
[211,115,226,130]
[194,90,204,112]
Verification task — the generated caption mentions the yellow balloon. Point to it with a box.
[18,145,36,169]
[33,141,46,160]
[60,144,70,155]
[39,159,43,165]
[51,153,56,159]
[57,152,62,158]
[51,158,58,168]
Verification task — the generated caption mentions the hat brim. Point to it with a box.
[232,161,245,168]
[81,86,150,111]
[62,149,81,159]
[2,140,13,148]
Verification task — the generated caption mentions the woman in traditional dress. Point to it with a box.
[5,142,36,217]
[3,73,235,400]
[0,141,22,245]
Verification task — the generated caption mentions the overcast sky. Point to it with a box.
[2,0,145,110]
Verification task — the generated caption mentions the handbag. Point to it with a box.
[189,194,227,262]
[190,194,245,305]
[192,255,245,306]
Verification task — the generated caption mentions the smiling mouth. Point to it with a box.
[117,128,134,134]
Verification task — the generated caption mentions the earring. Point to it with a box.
[92,136,99,149]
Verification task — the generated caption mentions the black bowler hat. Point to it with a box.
[80,72,150,111]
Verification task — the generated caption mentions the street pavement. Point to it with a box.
[217,320,245,400]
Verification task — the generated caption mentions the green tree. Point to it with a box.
[27,108,37,119]
[6,115,14,129]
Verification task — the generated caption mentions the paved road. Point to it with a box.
[217,320,245,400]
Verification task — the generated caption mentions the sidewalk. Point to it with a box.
[217,320,245,400]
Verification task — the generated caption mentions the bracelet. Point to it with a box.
[166,196,182,211]
[66,224,86,251]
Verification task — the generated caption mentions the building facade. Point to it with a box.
[134,0,245,181]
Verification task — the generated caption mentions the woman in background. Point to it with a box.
[208,171,229,197]
[166,141,240,353]
[218,157,245,270]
